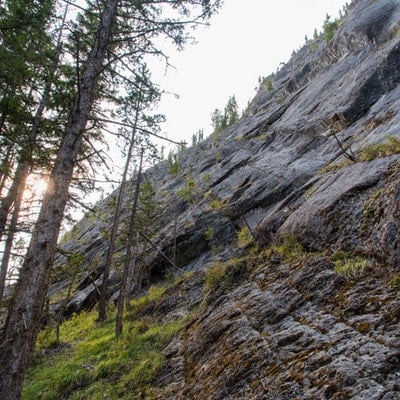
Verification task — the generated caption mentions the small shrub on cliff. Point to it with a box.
[176,178,199,203]
[389,274,400,289]
[323,14,340,42]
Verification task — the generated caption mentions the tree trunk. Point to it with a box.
[124,231,140,311]
[0,162,30,244]
[98,95,140,322]
[0,171,27,303]
[116,149,144,337]
[0,2,119,398]
[0,144,13,197]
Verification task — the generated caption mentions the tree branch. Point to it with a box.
[91,117,185,145]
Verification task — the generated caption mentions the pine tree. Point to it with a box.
[98,68,161,322]
[0,1,222,397]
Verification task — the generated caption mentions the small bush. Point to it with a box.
[264,79,273,92]
[176,179,198,203]
[204,227,214,241]
[323,15,340,42]
[359,135,400,161]
[318,159,353,174]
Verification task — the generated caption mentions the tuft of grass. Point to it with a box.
[204,258,248,300]
[127,285,167,318]
[389,274,400,289]
[273,235,306,263]
[330,252,373,280]
[318,158,353,174]
[359,135,400,161]
[237,226,254,248]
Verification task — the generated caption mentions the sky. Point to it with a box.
[149,0,349,146]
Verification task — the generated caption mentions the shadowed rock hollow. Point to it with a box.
[50,0,400,398]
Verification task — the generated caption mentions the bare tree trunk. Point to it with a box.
[98,93,141,322]
[0,171,27,303]
[116,149,144,337]
[125,231,140,311]
[0,145,13,197]
[0,2,119,398]
[0,162,30,243]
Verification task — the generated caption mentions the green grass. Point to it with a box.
[204,258,248,300]
[273,235,307,262]
[389,274,400,289]
[23,288,185,400]
[359,135,400,161]
[330,252,374,280]
[237,226,254,248]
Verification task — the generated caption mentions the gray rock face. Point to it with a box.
[154,257,400,399]
[50,0,400,398]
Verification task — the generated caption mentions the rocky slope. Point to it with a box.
[49,0,400,398]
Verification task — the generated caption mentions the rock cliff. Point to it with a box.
[50,0,400,398]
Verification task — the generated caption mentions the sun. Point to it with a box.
[25,173,49,199]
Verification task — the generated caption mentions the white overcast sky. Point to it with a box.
[149,0,349,146]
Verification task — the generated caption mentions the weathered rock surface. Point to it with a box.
[154,257,400,399]
[49,0,400,398]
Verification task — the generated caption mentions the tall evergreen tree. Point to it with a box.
[98,66,161,322]
[0,0,57,242]
[0,1,221,398]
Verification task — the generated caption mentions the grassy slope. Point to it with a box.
[23,286,185,400]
